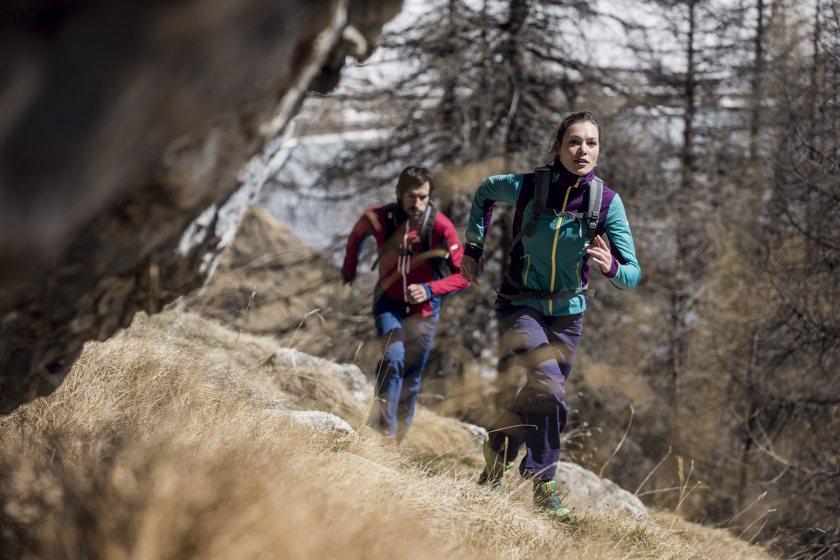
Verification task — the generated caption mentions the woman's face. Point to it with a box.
[556,121,600,176]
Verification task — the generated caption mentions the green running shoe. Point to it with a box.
[534,480,573,520]
[477,438,512,492]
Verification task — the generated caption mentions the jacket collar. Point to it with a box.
[550,157,597,187]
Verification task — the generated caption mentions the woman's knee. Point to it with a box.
[526,365,568,408]
[518,344,566,371]
[527,392,570,418]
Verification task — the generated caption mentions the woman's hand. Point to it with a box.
[461,254,484,287]
[586,234,613,274]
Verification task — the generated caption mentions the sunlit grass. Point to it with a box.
[0,310,773,559]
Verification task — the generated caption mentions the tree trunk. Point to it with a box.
[670,0,697,422]
[500,0,529,154]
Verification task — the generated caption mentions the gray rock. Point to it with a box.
[277,409,355,435]
[460,422,488,455]
[274,348,370,404]
[554,461,650,520]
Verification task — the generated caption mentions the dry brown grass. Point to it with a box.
[185,206,373,364]
[0,310,774,559]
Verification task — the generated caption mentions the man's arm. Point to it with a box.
[341,209,377,283]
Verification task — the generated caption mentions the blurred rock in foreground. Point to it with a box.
[0,0,402,413]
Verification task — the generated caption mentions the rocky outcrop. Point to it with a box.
[0,0,402,413]
[273,348,369,405]
[264,408,356,435]
[287,410,356,435]
[554,461,650,520]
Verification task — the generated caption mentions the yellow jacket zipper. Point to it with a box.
[522,254,532,285]
[548,177,581,313]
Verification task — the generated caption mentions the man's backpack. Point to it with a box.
[372,202,452,278]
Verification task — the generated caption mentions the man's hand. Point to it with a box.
[586,234,613,274]
[406,284,430,304]
[460,255,484,287]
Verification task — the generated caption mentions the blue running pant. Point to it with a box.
[370,298,439,442]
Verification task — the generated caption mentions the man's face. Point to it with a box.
[400,182,430,219]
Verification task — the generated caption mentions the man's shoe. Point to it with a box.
[534,480,573,520]
[477,438,512,492]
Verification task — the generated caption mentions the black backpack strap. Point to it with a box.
[370,202,400,270]
[419,204,453,278]
[384,202,399,240]
[559,211,586,220]
[585,177,603,243]
[523,166,550,237]
[500,271,595,301]
[419,204,438,251]
[505,166,547,277]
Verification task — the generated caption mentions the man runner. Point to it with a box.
[342,166,469,443]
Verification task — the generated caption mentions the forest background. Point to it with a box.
[256,0,839,557]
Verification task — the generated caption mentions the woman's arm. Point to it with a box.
[602,194,641,290]
[463,174,523,260]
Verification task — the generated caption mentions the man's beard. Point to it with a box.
[408,208,426,228]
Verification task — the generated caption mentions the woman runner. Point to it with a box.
[460,111,641,517]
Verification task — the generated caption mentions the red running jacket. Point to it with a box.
[342,203,469,317]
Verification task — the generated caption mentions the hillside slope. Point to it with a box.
[182,205,783,541]
[0,310,772,559]
[188,205,375,364]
